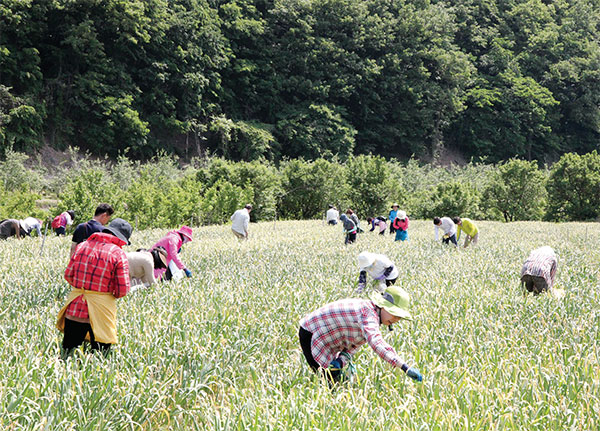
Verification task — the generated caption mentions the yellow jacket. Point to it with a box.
[457,218,478,240]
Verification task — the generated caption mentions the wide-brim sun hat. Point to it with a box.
[103,218,132,245]
[391,203,399,208]
[397,210,407,219]
[177,225,193,242]
[357,251,376,269]
[370,286,413,321]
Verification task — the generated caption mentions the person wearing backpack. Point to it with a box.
[52,210,75,236]
[70,203,114,257]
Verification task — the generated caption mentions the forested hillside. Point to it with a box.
[1,0,599,161]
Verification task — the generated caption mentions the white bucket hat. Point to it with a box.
[397,210,407,219]
[357,251,376,269]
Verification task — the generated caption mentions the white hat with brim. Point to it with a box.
[397,210,407,219]
[358,251,376,269]
[370,286,413,321]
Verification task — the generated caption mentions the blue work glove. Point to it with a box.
[329,359,343,370]
[183,268,192,278]
[406,366,423,382]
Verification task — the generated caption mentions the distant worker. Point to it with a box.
[521,246,558,295]
[326,205,339,226]
[356,251,399,294]
[339,213,357,245]
[0,219,26,240]
[389,204,399,235]
[392,210,409,241]
[21,217,43,237]
[231,204,252,240]
[299,286,422,383]
[453,217,479,248]
[56,218,133,357]
[70,203,114,257]
[346,209,362,233]
[127,246,168,289]
[52,210,75,236]
[367,216,387,235]
[433,216,457,246]
[151,225,193,280]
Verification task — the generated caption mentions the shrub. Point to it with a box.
[482,158,547,222]
[199,180,253,224]
[546,151,600,221]
[279,159,347,220]
[416,181,481,220]
[345,155,401,218]
[209,116,277,161]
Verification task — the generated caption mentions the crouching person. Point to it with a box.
[127,246,168,290]
[521,246,557,295]
[298,286,422,384]
[56,218,132,357]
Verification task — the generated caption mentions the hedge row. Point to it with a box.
[1,150,599,228]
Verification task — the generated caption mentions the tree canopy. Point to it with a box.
[1,0,599,161]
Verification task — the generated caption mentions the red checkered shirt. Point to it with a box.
[300,299,405,369]
[64,232,130,320]
[521,246,557,288]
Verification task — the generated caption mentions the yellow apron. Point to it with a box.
[56,288,118,344]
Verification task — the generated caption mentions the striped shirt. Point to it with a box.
[64,232,130,320]
[521,246,557,288]
[300,299,405,369]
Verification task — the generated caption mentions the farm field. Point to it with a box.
[0,219,599,430]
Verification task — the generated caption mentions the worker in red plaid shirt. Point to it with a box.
[299,285,423,383]
[56,218,132,357]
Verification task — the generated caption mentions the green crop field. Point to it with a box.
[0,220,599,430]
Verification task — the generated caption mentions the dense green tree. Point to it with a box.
[546,151,600,221]
[482,158,547,221]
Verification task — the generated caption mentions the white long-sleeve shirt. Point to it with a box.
[231,208,250,235]
[434,217,457,240]
[360,254,399,281]
[326,208,339,222]
[21,217,42,236]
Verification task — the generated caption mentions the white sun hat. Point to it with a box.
[357,251,376,269]
[397,210,407,219]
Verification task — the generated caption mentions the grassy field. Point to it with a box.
[0,220,598,430]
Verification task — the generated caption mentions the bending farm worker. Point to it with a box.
[20,217,43,237]
[521,246,558,295]
[231,204,252,240]
[52,210,75,236]
[346,209,363,233]
[56,218,133,357]
[356,251,399,294]
[367,216,387,235]
[0,219,26,240]
[433,216,457,246]
[453,217,478,248]
[389,204,399,235]
[299,286,422,383]
[392,210,409,241]
[70,203,114,257]
[127,246,168,290]
[339,213,357,245]
[151,225,193,280]
[326,205,339,226]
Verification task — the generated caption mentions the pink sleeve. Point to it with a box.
[166,236,186,269]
